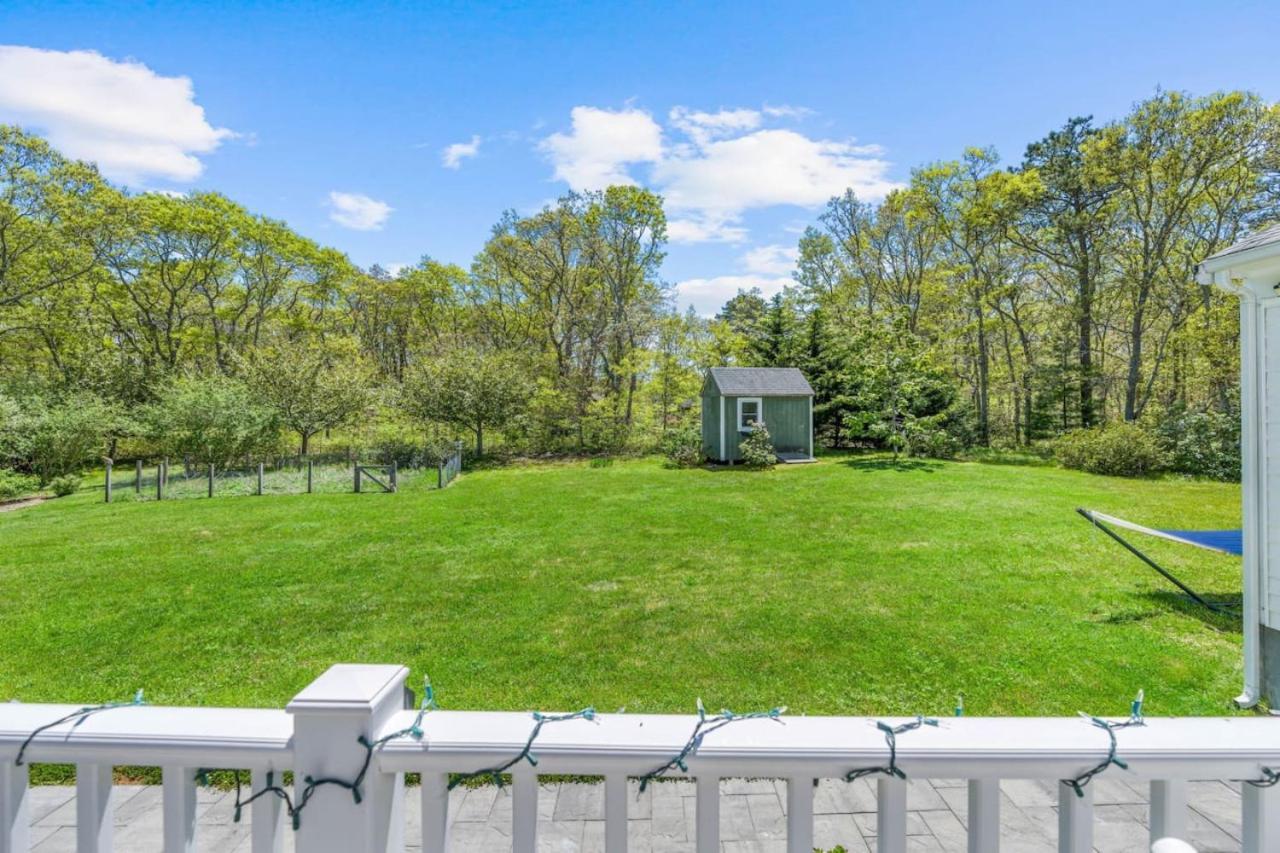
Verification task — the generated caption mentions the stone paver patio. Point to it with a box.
[23,777,1247,851]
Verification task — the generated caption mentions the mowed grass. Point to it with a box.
[0,455,1246,718]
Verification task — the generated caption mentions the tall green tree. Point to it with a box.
[239,338,376,454]
[401,348,532,455]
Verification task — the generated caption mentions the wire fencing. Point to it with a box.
[437,442,463,489]
[103,451,459,503]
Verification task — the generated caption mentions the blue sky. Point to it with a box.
[2,0,1279,314]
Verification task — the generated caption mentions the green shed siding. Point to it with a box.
[718,395,810,461]
[700,391,720,458]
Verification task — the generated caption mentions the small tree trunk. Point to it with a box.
[301,432,311,456]
[475,423,484,457]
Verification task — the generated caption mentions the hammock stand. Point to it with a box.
[1077,507,1240,613]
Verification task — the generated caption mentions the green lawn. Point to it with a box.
[0,455,1246,721]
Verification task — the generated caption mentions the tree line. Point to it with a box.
[1,88,1276,485]
[728,90,1278,473]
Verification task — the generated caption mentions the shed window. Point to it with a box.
[737,397,762,432]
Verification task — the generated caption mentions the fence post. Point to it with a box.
[307,458,313,494]
[135,459,142,494]
[208,465,214,499]
[257,463,264,496]
[156,464,164,501]
[104,461,112,504]
[354,466,362,494]
[287,664,408,853]
[390,461,397,492]
[437,461,443,490]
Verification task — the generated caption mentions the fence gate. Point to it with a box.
[354,462,397,493]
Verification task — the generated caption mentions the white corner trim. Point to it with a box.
[808,399,814,458]
[719,397,725,460]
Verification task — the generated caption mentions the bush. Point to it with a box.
[0,393,33,468]
[142,375,280,468]
[739,422,776,469]
[662,425,703,468]
[0,469,38,500]
[48,473,80,497]
[26,394,117,484]
[1154,404,1240,481]
[372,435,421,468]
[1054,423,1165,477]
[903,420,961,459]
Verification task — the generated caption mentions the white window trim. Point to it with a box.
[736,397,763,433]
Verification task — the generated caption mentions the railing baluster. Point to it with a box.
[420,772,449,853]
[785,777,813,853]
[1,762,29,853]
[1149,779,1187,845]
[161,766,196,853]
[1057,781,1092,853]
[967,779,999,852]
[75,763,113,853]
[877,777,907,853]
[250,768,284,853]
[512,765,538,853]
[604,773,627,853]
[1243,778,1279,853]
[695,775,719,853]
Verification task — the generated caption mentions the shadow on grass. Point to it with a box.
[839,456,942,473]
[1099,590,1241,632]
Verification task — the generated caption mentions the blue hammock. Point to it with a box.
[1078,509,1239,612]
[1153,528,1242,556]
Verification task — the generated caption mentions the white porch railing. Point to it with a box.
[2,663,1278,853]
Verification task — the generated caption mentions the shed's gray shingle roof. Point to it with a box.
[708,367,813,396]
[1203,223,1280,263]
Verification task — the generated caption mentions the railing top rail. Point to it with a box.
[372,710,1280,780]
[0,704,293,766]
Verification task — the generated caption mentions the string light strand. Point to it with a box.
[1062,691,1145,798]
[14,690,145,767]
[196,676,439,830]
[844,716,939,783]
[637,699,786,793]
[448,707,597,790]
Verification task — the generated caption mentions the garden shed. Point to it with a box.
[701,367,814,463]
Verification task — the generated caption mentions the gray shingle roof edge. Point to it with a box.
[707,367,814,396]
[1202,223,1280,263]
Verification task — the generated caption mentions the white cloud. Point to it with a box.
[0,45,233,184]
[327,191,392,231]
[762,104,814,120]
[539,102,901,244]
[677,274,792,316]
[667,216,748,244]
[676,244,799,315]
[655,129,897,227]
[441,135,481,169]
[742,244,799,276]
[539,106,663,190]
[668,107,761,146]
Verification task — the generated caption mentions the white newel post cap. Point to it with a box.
[287,664,410,716]
[288,664,410,853]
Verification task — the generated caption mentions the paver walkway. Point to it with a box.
[24,777,1247,852]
